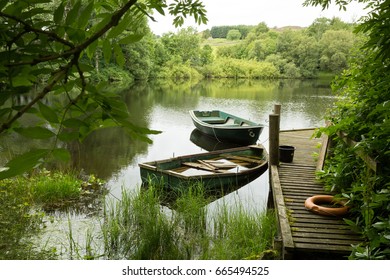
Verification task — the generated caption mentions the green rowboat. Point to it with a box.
[189,110,264,145]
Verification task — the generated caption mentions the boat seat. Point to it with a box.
[199,117,226,124]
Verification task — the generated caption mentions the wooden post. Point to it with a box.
[273,104,281,116]
[274,104,281,131]
[269,113,280,166]
[268,105,281,209]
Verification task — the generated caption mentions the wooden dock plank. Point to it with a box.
[270,165,294,249]
[269,128,362,259]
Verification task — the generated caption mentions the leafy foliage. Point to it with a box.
[311,0,390,259]
[226,29,242,41]
[203,57,279,79]
[0,0,208,179]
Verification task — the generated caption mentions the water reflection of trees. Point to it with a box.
[67,127,148,179]
[1,79,334,180]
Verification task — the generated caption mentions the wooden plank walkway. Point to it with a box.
[270,128,362,259]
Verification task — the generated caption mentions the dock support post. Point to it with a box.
[269,113,280,166]
[268,108,283,255]
[273,104,281,116]
[267,105,281,210]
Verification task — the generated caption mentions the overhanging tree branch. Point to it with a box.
[0,11,75,49]
[0,0,139,133]
[3,0,139,67]
[0,68,67,133]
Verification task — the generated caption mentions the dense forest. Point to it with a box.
[94,17,361,83]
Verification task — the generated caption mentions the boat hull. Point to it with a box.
[139,145,268,191]
[190,129,242,151]
[189,110,264,145]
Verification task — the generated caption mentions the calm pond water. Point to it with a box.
[68,78,334,210]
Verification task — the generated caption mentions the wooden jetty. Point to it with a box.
[268,106,362,259]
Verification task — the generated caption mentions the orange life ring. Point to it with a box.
[304,195,349,216]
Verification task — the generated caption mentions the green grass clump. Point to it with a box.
[28,170,82,205]
[12,170,106,211]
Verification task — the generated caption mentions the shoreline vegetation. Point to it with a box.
[0,173,277,260]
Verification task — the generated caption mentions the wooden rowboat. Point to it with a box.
[189,110,264,145]
[139,145,268,190]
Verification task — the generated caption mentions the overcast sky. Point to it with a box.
[149,0,369,35]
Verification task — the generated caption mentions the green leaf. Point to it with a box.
[38,102,59,123]
[113,43,125,67]
[0,92,11,106]
[106,13,132,39]
[78,0,95,29]
[12,76,33,87]
[118,34,144,44]
[54,1,65,25]
[86,40,98,60]
[0,149,48,179]
[3,1,27,15]
[52,148,71,162]
[58,131,80,141]
[22,8,49,19]
[102,40,112,64]
[0,108,12,118]
[89,13,111,34]
[152,4,165,16]
[77,63,95,72]
[79,124,93,141]
[65,27,86,43]
[65,0,82,27]
[62,118,87,128]
[14,127,55,139]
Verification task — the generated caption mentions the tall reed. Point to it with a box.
[94,183,276,260]
[101,186,184,259]
[207,201,276,259]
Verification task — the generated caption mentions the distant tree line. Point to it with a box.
[210,25,255,39]
[108,17,360,81]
